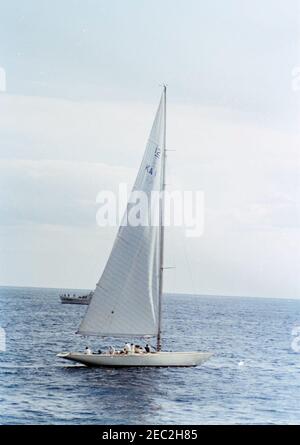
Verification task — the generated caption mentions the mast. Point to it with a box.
[157,85,167,351]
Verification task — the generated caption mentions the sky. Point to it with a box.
[0,0,300,298]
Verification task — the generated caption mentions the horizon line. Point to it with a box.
[0,284,299,301]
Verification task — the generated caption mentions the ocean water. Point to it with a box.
[0,286,300,425]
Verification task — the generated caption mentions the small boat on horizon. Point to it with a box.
[60,291,93,305]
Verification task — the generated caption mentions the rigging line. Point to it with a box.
[182,230,198,297]
[157,85,166,352]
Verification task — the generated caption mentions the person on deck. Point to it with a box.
[124,343,131,354]
[145,344,151,353]
[84,346,92,355]
[108,346,115,355]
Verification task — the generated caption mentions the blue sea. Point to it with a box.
[0,286,300,425]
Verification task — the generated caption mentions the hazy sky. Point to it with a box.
[0,0,300,298]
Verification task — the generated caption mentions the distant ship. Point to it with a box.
[60,292,93,305]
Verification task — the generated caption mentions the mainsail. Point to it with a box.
[78,89,166,337]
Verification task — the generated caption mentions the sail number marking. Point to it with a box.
[145,146,161,177]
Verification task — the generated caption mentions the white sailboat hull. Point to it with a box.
[57,351,212,367]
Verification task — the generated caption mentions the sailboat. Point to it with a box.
[57,86,212,367]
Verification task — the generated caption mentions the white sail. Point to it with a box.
[78,92,166,337]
